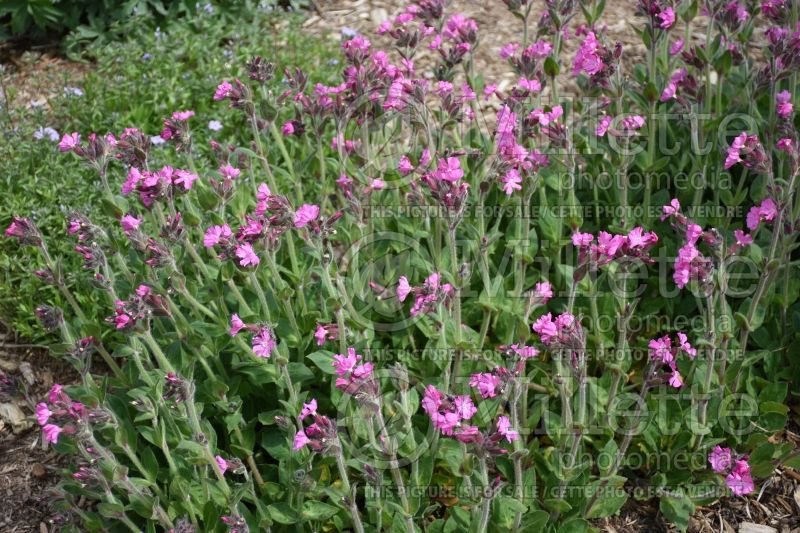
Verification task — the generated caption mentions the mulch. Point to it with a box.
[0,325,81,532]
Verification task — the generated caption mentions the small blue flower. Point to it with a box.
[341,27,359,38]
[34,127,60,142]
[208,120,223,131]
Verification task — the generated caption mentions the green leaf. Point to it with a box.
[491,496,527,528]
[301,500,339,521]
[307,350,337,374]
[520,510,549,532]
[558,518,592,533]
[267,502,300,524]
[659,493,695,532]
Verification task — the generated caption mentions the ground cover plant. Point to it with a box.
[3,0,800,531]
[0,3,340,341]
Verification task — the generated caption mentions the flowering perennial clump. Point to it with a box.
[4,0,799,531]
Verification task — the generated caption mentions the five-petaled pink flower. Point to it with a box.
[59,132,80,152]
[294,204,320,228]
[120,214,141,235]
[235,243,260,267]
[43,423,62,444]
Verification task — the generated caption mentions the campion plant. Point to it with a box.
[5,0,800,531]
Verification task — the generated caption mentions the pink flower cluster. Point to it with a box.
[572,227,659,269]
[421,384,476,435]
[5,216,41,246]
[421,384,519,450]
[397,273,454,316]
[35,384,85,444]
[108,285,169,330]
[469,366,512,399]
[708,446,754,496]
[293,401,339,454]
[229,314,276,358]
[531,312,584,348]
[724,132,768,171]
[495,105,549,195]
[332,347,375,394]
[647,332,696,388]
[121,165,199,207]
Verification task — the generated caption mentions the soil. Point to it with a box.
[0,325,81,532]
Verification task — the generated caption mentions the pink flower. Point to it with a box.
[469,372,502,398]
[709,446,733,473]
[573,32,604,76]
[661,198,681,220]
[500,42,519,59]
[596,115,612,137]
[532,313,558,344]
[510,344,539,359]
[252,327,276,358]
[668,371,683,388]
[120,214,141,235]
[314,325,327,345]
[398,156,414,175]
[43,423,62,444]
[496,416,519,442]
[397,276,412,302]
[726,459,754,495]
[229,314,245,336]
[500,168,522,195]
[519,78,541,92]
[572,232,594,247]
[657,7,676,29]
[135,285,151,298]
[677,332,697,358]
[300,399,317,420]
[281,121,295,136]
[734,229,753,247]
[58,132,80,152]
[35,403,52,426]
[661,68,687,101]
[219,164,240,180]
[215,455,228,475]
[293,430,311,450]
[621,115,646,131]
[214,81,233,101]
[171,110,195,121]
[453,395,477,420]
[204,224,232,248]
[332,348,360,376]
[173,170,198,190]
[777,138,794,153]
[533,281,553,304]
[453,425,481,443]
[670,39,684,55]
[648,335,674,364]
[776,90,793,119]
[49,384,64,403]
[433,157,464,182]
[724,132,748,169]
[235,244,260,267]
[746,198,778,231]
[294,204,320,228]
